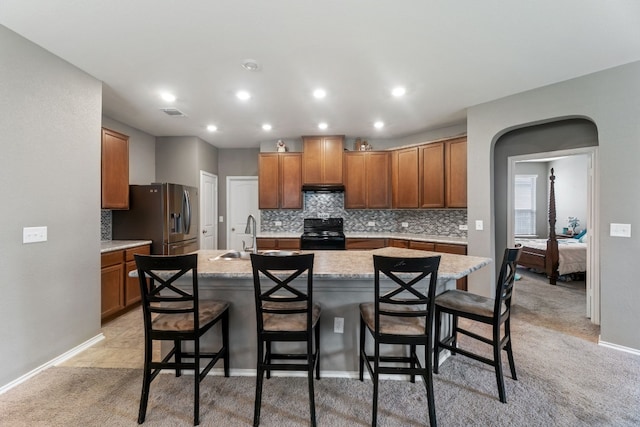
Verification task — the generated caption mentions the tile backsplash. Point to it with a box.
[101,210,112,241]
[261,193,467,237]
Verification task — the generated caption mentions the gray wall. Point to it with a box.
[101,116,156,185]
[156,136,218,187]
[0,26,102,386]
[467,61,640,350]
[550,155,589,234]
[217,148,260,248]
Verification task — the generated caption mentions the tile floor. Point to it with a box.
[58,307,157,369]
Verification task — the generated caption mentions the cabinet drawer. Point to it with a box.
[101,250,124,268]
[388,239,409,248]
[125,244,151,261]
[434,243,466,255]
[277,238,301,250]
[346,238,387,250]
[408,241,435,251]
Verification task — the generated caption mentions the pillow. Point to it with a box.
[579,233,588,243]
[574,229,587,239]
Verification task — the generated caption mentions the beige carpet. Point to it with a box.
[1,269,639,426]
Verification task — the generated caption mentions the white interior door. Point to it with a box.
[226,176,259,251]
[199,171,218,250]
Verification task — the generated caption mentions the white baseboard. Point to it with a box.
[598,338,640,356]
[0,333,105,395]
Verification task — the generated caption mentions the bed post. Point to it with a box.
[546,168,559,285]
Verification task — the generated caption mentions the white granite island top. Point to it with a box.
[196,247,490,280]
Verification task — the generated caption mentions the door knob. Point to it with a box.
[232,228,235,232]
[202,229,208,234]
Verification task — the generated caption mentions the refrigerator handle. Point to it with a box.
[183,189,191,234]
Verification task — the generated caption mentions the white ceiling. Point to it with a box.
[2,1,640,148]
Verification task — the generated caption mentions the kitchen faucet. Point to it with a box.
[243,214,257,254]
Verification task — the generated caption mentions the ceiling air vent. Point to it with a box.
[160,107,187,117]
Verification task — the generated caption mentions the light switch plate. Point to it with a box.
[610,223,631,237]
[23,226,47,243]
[475,220,484,231]
[367,221,376,227]
[218,216,224,223]
[334,317,344,334]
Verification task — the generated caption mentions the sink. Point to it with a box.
[211,249,299,261]
[211,250,251,261]
[259,250,299,256]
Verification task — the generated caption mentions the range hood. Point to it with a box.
[301,183,345,193]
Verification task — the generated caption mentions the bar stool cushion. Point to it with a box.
[262,301,321,332]
[153,300,230,332]
[436,290,505,318]
[359,302,427,335]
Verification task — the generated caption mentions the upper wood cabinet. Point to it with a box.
[391,137,467,209]
[419,142,445,208]
[302,135,344,184]
[391,147,419,208]
[101,128,129,209]
[258,153,303,209]
[344,151,391,209]
[445,137,467,208]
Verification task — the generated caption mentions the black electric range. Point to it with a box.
[300,218,346,250]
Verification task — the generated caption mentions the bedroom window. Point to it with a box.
[514,174,537,236]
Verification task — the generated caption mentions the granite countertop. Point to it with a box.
[195,248,490,281]
[256,231,467,245]
[101,240,153,253]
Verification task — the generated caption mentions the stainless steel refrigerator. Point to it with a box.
[112,183,199,255]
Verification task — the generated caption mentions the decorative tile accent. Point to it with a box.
[101,210,112,241]
[261,193,467,237]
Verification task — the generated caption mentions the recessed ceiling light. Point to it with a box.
[236,90,251,101]
[206,124,217,132]
[391,86,406,97]
[262,123,272,131]
[161,92,176,102]
[374,121,385,129]
[313,89,326,99]
[242,59,260,71]
[318,122,328,130]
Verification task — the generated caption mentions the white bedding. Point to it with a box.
[515,238,587,275]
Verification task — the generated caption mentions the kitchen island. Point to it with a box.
[175,247,491,376]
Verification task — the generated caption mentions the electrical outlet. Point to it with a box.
[610,223,631,237]
[367,221,376,227]
[23,226,47,243]
[274,221,282,227]
[318,212,330,219]
[334,317,344,334]
[401,222,409,228]
[459,224,468,231]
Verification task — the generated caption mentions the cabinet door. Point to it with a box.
[101,128,129,209]
[257,238,278,250]
[434,243,468,291]
[388,239,409,248]
[303,136,323,184]
[392,147,419,208]
[344,153,367,208]
[419,142,445,208]
[446,138,467,208]
[323,136,344,184]
[366,152,391,208]
[101,263,124,319]
[124,245,150,306]
[259,154,279,209]
[280,153,302,209]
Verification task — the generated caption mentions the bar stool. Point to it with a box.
[359,255,441,427]
[433,247,522,403]
[250,253,321,427]
[134,253,230,426]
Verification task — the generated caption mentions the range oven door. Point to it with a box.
[300,236,346,250]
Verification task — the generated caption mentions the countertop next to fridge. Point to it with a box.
[100,240,153,253]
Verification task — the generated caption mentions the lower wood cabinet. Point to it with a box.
[101,244,150,323]
[346,238,387,250]
[256,238,301,250]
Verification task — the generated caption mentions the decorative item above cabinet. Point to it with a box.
[101,127,129,209]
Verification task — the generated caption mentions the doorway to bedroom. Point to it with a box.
[493,118,599,327]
